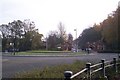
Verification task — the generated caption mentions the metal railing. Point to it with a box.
[64,57,120,80]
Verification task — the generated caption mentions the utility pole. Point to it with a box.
[46,37,48,50]
[13,34,15,55]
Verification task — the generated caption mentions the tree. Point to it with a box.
[47,22,68,51]
[47,31,59,50]
[78,6,119,51]
[9,20,24,38]
[58,22,67,39]
[67,33,73,50]
[100,7,119,50]
[23,19,36,32]
[8,20,24,52]
[78,27,102,49]
[0,24,10,38]
[57,22,67,50]
[20,20,43,51]
[0,19,43,51]
[0,20,24,52]
[31,31,43,50]
[0,24,10,51]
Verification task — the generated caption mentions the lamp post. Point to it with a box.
[10,42,15,55]
[74,29,78,52]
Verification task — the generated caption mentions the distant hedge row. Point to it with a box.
[98,50,120,53]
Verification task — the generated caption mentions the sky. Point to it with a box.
[0,0,119,39]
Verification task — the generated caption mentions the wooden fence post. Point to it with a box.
[113,58,118,73]
[118,55,120,61]
[64,71,73,80]
[86,63,91,80]
[101,59,107,79]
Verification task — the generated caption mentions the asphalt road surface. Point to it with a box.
[2,53,118,78]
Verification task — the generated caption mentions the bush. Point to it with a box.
[97,50,120,53]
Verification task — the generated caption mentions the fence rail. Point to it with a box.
[64,57,119,80]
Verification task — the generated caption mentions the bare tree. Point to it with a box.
[58,22,67,40]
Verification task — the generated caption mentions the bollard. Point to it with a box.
[113,58,118,73]
[64,71,73,80]
[86,63,91,80]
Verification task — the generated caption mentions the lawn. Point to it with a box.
[14,50,86,56]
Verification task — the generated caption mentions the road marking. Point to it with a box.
[1,59,9,62]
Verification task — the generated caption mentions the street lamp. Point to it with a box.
[10,42,15,55]
[74,29,78,52]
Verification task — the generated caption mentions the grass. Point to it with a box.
[14,60,86,78]
[10,60,120,79]
[105,61,120,80]
[14,50,86,55]
[23,50,72,53]
[90,60,120,80]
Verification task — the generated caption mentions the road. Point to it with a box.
[2,53,118,78]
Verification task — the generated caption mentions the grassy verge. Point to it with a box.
[13,60,120,79]
[14,50,86,55]
[91,60,120,80]
[105,61,120,80]
[14,60,86,78]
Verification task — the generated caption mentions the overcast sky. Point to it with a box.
[0,0,119,39]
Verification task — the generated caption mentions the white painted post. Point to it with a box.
[64,71,73,80]
[101,59,107,79]
[86,63,91,80]
[113,58,118,73]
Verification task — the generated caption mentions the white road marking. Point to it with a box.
[1,59,9,62]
